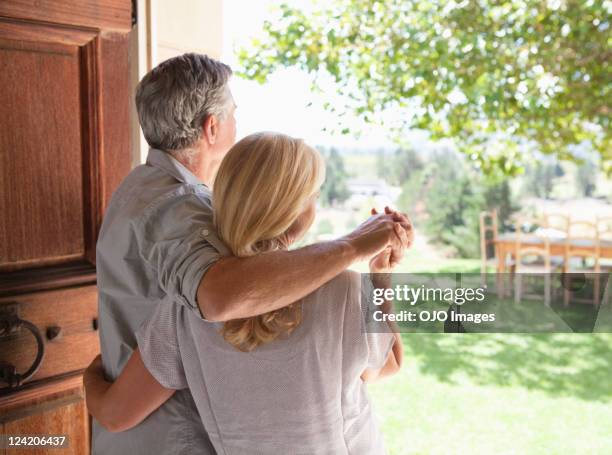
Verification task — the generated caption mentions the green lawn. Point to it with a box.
[369,333,612,454]
[364,249,612,454]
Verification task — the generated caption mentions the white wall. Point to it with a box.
[157,0,223,62]
[132,0,224,163]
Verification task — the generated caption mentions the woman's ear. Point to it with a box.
[202,115,218,145]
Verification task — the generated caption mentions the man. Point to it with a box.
[93,53,412,454]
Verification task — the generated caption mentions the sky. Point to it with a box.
[221,0,399,149]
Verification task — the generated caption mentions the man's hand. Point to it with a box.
[342,206,413,263]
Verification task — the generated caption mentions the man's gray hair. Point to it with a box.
[136,53,233,151]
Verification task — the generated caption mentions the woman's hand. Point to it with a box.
[84,354,105,388]
[83,350,176,433]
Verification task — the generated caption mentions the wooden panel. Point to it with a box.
[0,263,96,297]
[99,32,133,212]
[0,40,85,272]
[1,375,89,454]
[0,18,132,275]
[0,19,97,47]
[0,286,99,389]
[3,401,88,454]
[0,0,132,32]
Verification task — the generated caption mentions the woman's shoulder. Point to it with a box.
[317,269,361,296]
[303,269,364,317]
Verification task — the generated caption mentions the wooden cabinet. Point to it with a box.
[0,1,133,453]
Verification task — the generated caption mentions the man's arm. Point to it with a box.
[84,353,175,433]
[198,211,412,321]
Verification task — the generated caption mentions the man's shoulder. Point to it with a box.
[99,165,214,247]
[138,184,213,229]
[107,163,212,221]
[110,176,213,228]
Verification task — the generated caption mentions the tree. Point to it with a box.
[377,147,424,186]
[421,150,485,257]
[395,148,517,258]
[483,179,517,230]
[319,147,350,206]
[575,159,598,197]
[522,160,564,198]
[238,0,611,176]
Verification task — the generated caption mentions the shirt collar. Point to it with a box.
[145,148,203,186]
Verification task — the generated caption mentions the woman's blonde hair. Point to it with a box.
[212,132,325,352]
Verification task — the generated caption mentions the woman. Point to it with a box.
[84,132,404,454]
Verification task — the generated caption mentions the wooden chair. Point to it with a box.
[597,216,612,271]
[543,213,570,233]
[480,209,512,292]
[595,217,612,307]
[513,217,554,306]
[480,209,498,275]
[543,212,570,267]
[563,220,601,307]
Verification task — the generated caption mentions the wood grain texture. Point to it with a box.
[0,19,133,273]
[0,262,96,297]
[0,0,132,32]
[0,18,97,47]
[0,39,85,272]
[80,37,102,267]
[1,377,89,454]
[0,286,99,389]
[0,374,84,421]
[98,32,133,215]
[3,399,88,454]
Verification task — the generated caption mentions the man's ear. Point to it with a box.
[202,115,218,145]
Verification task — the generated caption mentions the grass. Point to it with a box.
[368,334,612,454]
[363,258,612,454]
[356,237,612,454]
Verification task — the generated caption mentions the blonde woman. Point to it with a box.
[84,132,405,454]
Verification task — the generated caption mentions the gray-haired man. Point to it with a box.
[92,53,411,454]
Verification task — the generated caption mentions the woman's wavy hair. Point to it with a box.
[212,132,325,352]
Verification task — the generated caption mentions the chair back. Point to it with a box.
[479,209,498,273]
[514,216,552,272]
[543,213,570,237]
[597,217,612,269]
[597,217,612,243]
[564,220,600,271]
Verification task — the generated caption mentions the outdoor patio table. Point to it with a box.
[494,233,612,273]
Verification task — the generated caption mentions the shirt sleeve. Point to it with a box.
[136,302,188,390]
[346,271,396,370]
[138,187,231,318]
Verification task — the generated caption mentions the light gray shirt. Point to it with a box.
[137,270,395,455]
[94,148,229,455]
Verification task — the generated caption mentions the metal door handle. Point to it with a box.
[0,314,45,388]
